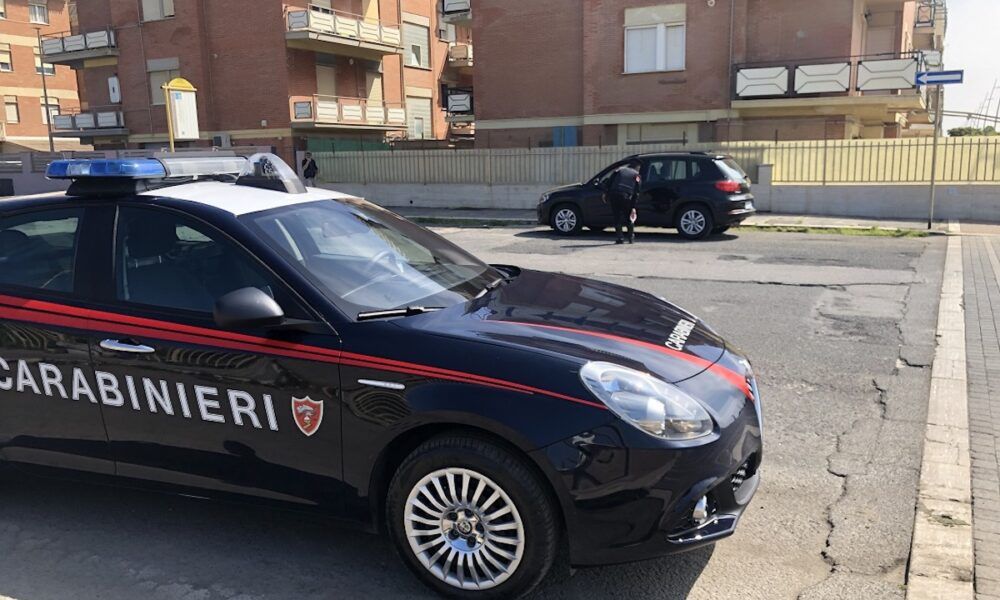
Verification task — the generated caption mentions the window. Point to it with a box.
[4,96,18,123]
[149,69,179,105]
[115,207,304,318]
[141,0,175,21]
[0,208,83,293]
[34,48,55,76]
[0,0,6,19]
[29,0,48,24]
[0,43,11,72]
[40,97,59,125]
[406,96,432,139]
[624,23,685,73]
[403,23,430,69]
[644,159,710,184]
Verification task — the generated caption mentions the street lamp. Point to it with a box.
[34,26,55,153]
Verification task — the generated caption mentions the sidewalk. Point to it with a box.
[390,206,952,233]
[964,236,1000,600]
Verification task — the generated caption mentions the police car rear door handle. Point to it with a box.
[99,339,156,354]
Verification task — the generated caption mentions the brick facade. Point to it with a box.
[64,0,468,160]
[473,0,927,147]
[0,0,83,151]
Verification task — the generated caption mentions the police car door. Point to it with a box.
[89,204,344,509]
[0,203,114,474]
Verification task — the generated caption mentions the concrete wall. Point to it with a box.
[321,180,1000,223]
[5,166,998,223]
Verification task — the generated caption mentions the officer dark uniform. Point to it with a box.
[606,161,641,244]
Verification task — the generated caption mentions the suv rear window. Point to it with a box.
[716,158,748,181]
[0,208,82,293]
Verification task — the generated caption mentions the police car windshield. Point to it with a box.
[244,199,500,319]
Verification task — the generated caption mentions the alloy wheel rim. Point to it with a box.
[554,209,577,232]
[680,210,706,235]
[404,468,525,591]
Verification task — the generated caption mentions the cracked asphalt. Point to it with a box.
[0,227,945,600]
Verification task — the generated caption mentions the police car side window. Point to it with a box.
[0,208,82,294]
[114,206,304,319]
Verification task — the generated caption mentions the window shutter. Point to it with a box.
[403,23,430,68]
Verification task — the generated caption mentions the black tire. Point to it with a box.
[387,435,559,599]
[587,226,606,233]
[549,204,584,236]
[676,205,714,240]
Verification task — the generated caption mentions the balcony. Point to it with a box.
[290,95,407,131]
[51,109,128,139]
[441,0,471,24]
[446,89,474,124]
[40,28,118,68]
[286,5,402,61]
[732,54,927,124]
[913,1,947,51]
[447,43,473,72]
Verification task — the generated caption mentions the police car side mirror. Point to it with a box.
[214,287,285,330]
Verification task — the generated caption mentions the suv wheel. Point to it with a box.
[551,205,583,235]
[676,206,713,240]
[387,436,558,599]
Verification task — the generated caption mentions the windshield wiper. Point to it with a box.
[357,306,445,322]
[476,276,508,299]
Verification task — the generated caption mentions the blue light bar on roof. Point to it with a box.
[46,158,168,179]
[46,156,249,180]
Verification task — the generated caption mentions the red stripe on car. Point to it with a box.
[0,295,606,411]
[497,321,752,398]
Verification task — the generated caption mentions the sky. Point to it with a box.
[941,0,1000,130]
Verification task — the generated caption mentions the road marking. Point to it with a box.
[906,235,973,600]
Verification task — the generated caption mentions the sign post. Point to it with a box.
[161,77,200,153]
[919,69,964,230]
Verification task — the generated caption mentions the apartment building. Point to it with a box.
[471,0,947,147]
[0,0,84,152]
[41,0,472,159]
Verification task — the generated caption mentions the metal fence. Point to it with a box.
[313,137,1000,186]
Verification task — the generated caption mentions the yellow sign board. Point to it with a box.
[162,77,200,151]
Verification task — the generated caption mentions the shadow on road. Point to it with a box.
[514,229,741,245]
[0,468,715,599]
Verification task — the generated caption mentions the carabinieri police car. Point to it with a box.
[0,153,761,598]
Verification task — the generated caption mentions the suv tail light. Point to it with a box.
[714,181,742,194]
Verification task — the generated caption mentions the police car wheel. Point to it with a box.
[387,435,558,599]
[551,205,583,235]
[676,205,714,240]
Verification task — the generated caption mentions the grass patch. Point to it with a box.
[733,225,930,238]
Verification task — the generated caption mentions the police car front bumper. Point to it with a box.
[530,386,762,567]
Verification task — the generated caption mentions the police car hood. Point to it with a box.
[405,269,728,384]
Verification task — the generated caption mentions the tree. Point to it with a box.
[949,126,998,137]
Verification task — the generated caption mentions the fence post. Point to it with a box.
[486,146,493,186]
[822,136,828,185]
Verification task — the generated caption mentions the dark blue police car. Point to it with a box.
[0,154,762,598]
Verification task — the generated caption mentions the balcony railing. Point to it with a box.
[51,108,127,136]
[733,53,921,99]
[448,43,473,68]
[441,0,471,22]
[40,27,118,65]
[290,95,406,129]
[286,5,402,56]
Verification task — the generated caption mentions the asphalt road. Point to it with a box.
[0,227,946,600]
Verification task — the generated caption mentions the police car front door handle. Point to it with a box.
[99,339,156,354]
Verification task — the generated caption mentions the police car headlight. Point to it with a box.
[580,362,713,440]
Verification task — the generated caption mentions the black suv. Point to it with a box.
[537,152,756,240]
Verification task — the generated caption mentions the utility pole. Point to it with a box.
[35,27,55,153]
[927,84,943,230]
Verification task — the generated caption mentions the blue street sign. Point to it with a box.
[916,70,965,86]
